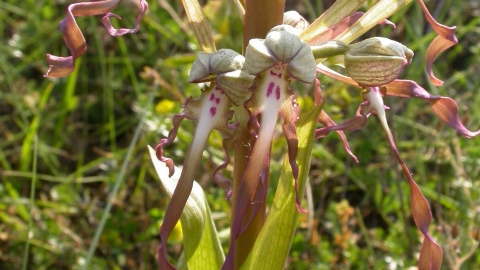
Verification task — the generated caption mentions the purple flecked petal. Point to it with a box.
[157,85,235,269]
[416,0,458,86]
[384,80,480,138]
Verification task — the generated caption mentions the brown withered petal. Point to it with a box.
[361,88,443,270]
[45,0,147,78]
[279,93,302,211]
[101,0,148,36]
[384,80,480,138]
[317,110,359,163]
[416,0,458,86]
[315,115,368,138]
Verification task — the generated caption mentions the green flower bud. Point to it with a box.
[345,37,414,86]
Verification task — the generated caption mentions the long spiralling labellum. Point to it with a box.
[156,49,252,270]
[45,0,148,78]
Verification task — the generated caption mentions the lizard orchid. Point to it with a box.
[155,49,253,269]
[44,0,479,269]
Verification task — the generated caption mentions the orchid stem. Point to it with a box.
[229,0,285,268]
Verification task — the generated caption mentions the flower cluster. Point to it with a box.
[45,0,479,269]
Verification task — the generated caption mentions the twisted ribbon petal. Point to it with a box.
[45,0,148,78]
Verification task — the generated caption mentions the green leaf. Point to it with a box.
[240,104,323,270]
[148,146,224,270]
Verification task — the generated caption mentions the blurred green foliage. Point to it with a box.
[0,0,479,269]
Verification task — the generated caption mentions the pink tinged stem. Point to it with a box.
[416,0,458,86]
[45,0,148,78]
[363,87,443,270]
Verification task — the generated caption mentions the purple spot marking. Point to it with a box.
[275,86,280,100]
[266,82,274,97]
[210,106,217,117]
[270,70,281,78]
[210,93,215,101]
[216,98,220,104]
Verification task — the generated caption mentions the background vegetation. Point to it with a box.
[0,0,479,269]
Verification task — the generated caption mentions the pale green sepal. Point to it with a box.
[148,146,224,270]
[311,40,349,59]
[189,52,212,83]
[240,104,324,270]
[286,42,317,83]
[189,49,245,83]
[216,70,254,106]
[335,0,413,44]
[244,39,277,75]
[299,0,366,42]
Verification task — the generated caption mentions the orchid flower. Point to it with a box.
[44,0,479,269]
[223,25,317,268]
[155,49,254,269]
[310,6,477,270]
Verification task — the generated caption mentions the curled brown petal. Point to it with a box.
[45,0,147,78]
[279,93,303,212]
[156,113,186,177]
[416,0,458,86]
[317,110,359,163]
[363,87,443,270]
[101,0,148,36]
[384,80,480,138]
[315,115,367,138]
[213,123,239,199]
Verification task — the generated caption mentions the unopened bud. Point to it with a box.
[345,37,414,86]
[283,11,310,32]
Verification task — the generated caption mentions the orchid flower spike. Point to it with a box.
[223,24,318,268]
[155,49,253,270]
[243,24,316,212]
